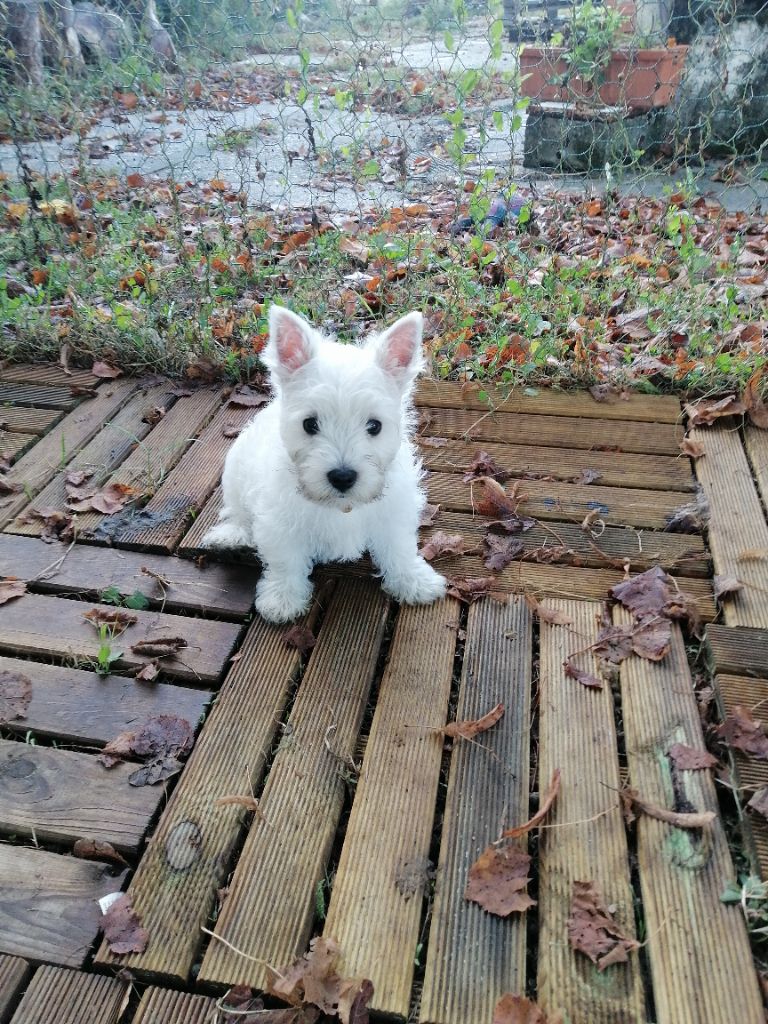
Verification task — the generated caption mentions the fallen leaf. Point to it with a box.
[443,702,504,740]
[620,787,716,829]
[502,769,561,839]
[83,608,138,630]
[142,405,166,426]
[465,844,535,916]
[420,436,449,448]
[717,706,768,760]
[229,385,269,408]
[714,574,743,600]
[0,669,32,724]
[747,787,768,819]
[483,532,524,570]
[99,714,194,776]
[567,879,640,970]
[462,451,511,483]
[574,468,602,485]
[563,658,602,689]
[72,838,128,868]
[135,661,160,683]
[419,502,440,527]
[266,936,374,1024]
[130,637,187,659]
[0,478,20,495]
[610,566,700,635]
[283,624,317,655]
[420,531,472,562]
[216,794,264,814]
[684,394,745,427]
[0,579,26,605]
[472,477,524,518]
[445,576,496,603]
[92,360,123,379]
[67,481,137,514]
[20,506,75,543]
[679,437,705,458]
[339,236,369,262]
[493,993,562,1024]
[524,596,573,625]
[103,893,148,954]
[223,423,241,439]
[744,368,768,429]
[668,743,718,771]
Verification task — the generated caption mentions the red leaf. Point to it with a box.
[103,893,148,954]
[567,880,639,970]
[443,702,504,740]
[668,742,717,771]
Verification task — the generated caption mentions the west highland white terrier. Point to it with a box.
[202,305,446,623]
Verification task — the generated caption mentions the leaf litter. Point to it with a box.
[493,994,563,1024]
[98,714,194,786]
[0,579,27,605]
[0,669,32,724]
[442,702,504,740]
[103,893,148,955]
[567,880,640,970]
[265,937,374,1024]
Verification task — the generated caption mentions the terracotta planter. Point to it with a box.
[519,45,688,110]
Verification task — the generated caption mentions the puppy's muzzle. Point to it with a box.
[327,467,358,493]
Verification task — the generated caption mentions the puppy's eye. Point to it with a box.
[366,418,382,436]
[303,417,320,435]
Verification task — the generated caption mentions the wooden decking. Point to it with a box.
[0,364,767,1023]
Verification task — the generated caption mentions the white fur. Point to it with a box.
[202,306,446,622]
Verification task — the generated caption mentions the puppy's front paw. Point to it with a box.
[255,575,313,623]
[201,521,251,550]
[383,558,446,606]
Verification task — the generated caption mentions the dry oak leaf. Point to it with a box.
[462,450,511,483]
[420,531,472,562]
[620,786,716,829]
[103,893,148,955]
[483,532,524,570]
[502,768,561,839]
[684,394,746,427]
[714,574,743,601]
[668,743,718,771]
[445,576,497,604]
[524,595,573,626]
[72,838,129,868]
[67,481,137,514]
[465,844,535,916]
[563,658,603,689]
[20,506,75,543]
[283,624,317,655]
[84,607,137,631]
[91,360,123,379]
[0,579,26,605]
[610,566,701,636]
[744,368,768,429]
[717,705,768,760]
[419,502,440,527]
[443,702,504,740]
[493,993,563,1024]
[98,714,194,775]
[679,437,705,458]
[567,880,640,970]
[266,936,374,1024]
[0,669,32,724]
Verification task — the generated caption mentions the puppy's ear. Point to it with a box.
[265,306,317,378]
[371,312,424,386]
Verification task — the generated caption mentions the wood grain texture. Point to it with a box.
[10,966,127,1024]
[131,988,216,1024]
[417,407,683,455]
[0,380,138,529]
[177,488,223,556]
[418,438,694,492]
[537,599,645,1024]
[420,597,531,1024]
[94,585,332,980]
[0,956,30,1024]
[0,739,164,853]
[321,599,459,1018]
[414,380,682,423]
[0,435,35,463]
[0,407,60,435]
[0,364,97,389]
[0,383,76,410]
[0,654,209,746]
[691,426,768,627]
[199,579,390,989]
[618,616,764,1024]
[0,592,240,683]
[706,625,768,677]
[0,845,126,966]
[0,533,254,618]
[744,425,768,510]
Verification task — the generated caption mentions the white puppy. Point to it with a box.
[203,305,446,622]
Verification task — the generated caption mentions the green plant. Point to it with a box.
[558,0,628,86]
[722,876,768,942]
[99,586,151,610]
[96,624,123,676]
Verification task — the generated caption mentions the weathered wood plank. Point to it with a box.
[5,384,179,537]
[0,408,60,435]
[417,407,683,455]
[0,655,209,746]
[415,380,682,423]
[199,579,389,990]
[131,988,216,1024]
[706,625,768,677]
[423,510,710,576]
[0,956,30,1024]
[0,534,254,618]
[94,586,331,979]
[427,471,693,531]
[0,383,77,411]
[0,364,98,390]
[619,617,764,1024]
[177,488,223,556]
[0,380,138,529]
[0,435,35,463]
[418,437,695,492]
[103,404,255,552]
[10,966,127,1024]
[537,600,645,1022]
[0,593,240,683]
[0,845,126,966]
[420,597,531,1024]
[745,425,768,512]
[0,739,164,854]
[691,426,768,627]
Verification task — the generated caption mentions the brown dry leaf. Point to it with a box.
[493,994,562,1024]
[216,794,264,814]
[266,936,374,1024]
[83,608,137,631]
[420,436,449,448]
[593,620,670,664]
[714,574,743,600]
[620,787,716,829]
[502,769,561,839]
[684,394,746,427]
[483,532,524,570]
[20,506,75,543]
[135,660,160,683]
[339,236,369,262]
[443,702,504,740]
[668,742,718,771]
[610,566,700,635]
[472,477,524,519]
[717,705,768,760]
[67,481,137,514]
[98,714,194,778]
[462,451,511,483]
[524,595,573,626]
[419,503,440,527]
[283,625,317,656]
[465,844,535,916]
[130,637,187,659]
[679,437,705,458]
[420,531,472,562]
[0,669,32,724]
[222,423,242,439]
[574,468,602,485]
[0,579,27,605]
[563,658,603,689]
[92,360,123,379]
[142,405,166,426]
[445,576,496,604]
[103,893,148,955]
[744,368,768,429]
[747,787,768,819]
[64,468,94,490]
[72,838,128,868]
[229,385,269,408]
[567,880,640,970]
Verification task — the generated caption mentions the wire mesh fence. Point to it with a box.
[0,0,767,391]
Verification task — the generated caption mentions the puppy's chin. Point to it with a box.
[297,479,383,511]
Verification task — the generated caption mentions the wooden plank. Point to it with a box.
[420,597,531,1024]
[745,425,768,511]
[0,956,30,1024]
[537,599,645,1022]
[0,408,60,435]
[427,471,694,530]
[10,966,127,1024]
[619,617,764,1024]
[178,488,223,556]
[418,437,695,492]
[94,586,331,979]
[101,404,255,552]
[1,364,97,389]
[0,380,138,530]
[415,380,683,423]
[0,739,164,854]
[417,407,683,455]
[692,426,768,627]
[0,534,254,618]
[0,593,240,683]
[0,655,209,746]
[706,625,768,677]
[131,988,216,1024]
[6,384,180,537]
[716,673,768,879]
[423,510,710,576]
[0,845,126,967]
[0,383,77,411]
[198,579,389,990]
[0,435,35,463]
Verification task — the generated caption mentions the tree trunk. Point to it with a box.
[5,0,45,86]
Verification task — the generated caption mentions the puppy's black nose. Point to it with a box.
[327,467,357,493]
